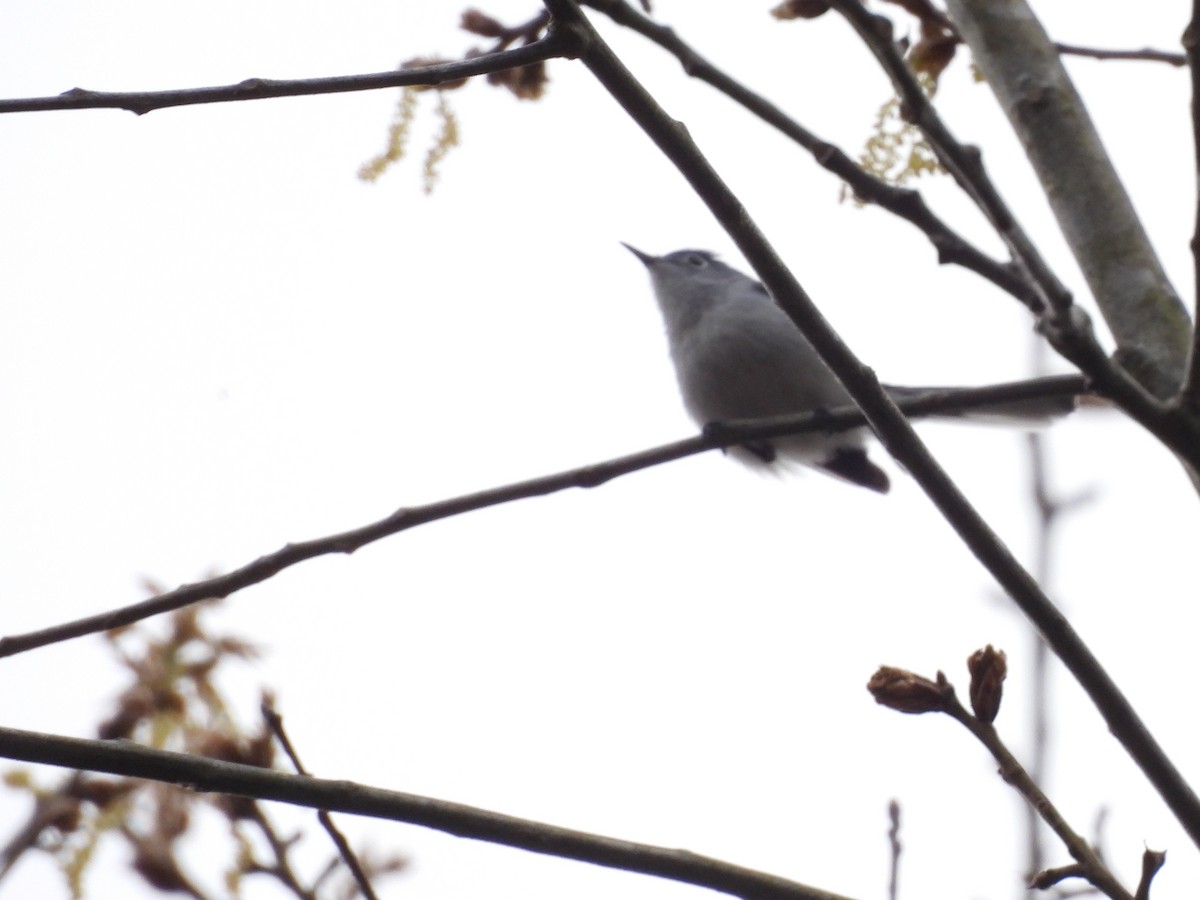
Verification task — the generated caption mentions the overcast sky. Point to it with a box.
[2,2,1198,899]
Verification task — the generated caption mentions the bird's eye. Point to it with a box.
[684,253,708,268]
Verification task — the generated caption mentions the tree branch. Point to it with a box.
[942,0,1192,398]
[262,700,380,900]
[0,376,1086,659]
[0,39,568,116]
[541,0,1200,854]
[1181,2,1200,411]
[826,0,1200,487]
[1055,42,1186,67]
[0,725,857,900]
[937,682,1134,900]
[581,0,1043,311]
[824,0,1074,321]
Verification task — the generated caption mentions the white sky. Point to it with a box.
[1,2,1198,899]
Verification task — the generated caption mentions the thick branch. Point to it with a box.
[0,377,1085,658]
[582,0,1041,311]
[0,726,856,900]
[0,39,567,116]
[944,0,1191,397]
[826,0,1200,483]
[542,0,1200,853]
[1183,4,1200,410]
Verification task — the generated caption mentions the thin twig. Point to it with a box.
[1022,334,1097,889]
[0,725,859,900]
[0,38,567,116]
[885,800,901,900]
[937,682,1134,900]
[0,376,1086,659]
[543,0,1200,854]
[582,0,1042,310]
[1024,427,1051,890]
[1055,43,1186,67]
[241,805,316,900]
[1133,847,1167,900]
[0,773,85,881]
[262,701,380,900]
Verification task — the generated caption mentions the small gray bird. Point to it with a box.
[624,244,1072,493]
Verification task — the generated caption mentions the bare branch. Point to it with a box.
[825,0,1074,320]
[1055,42,1186,67]
[1134,847,1167,900]
[0,39,567,116]
[262,700,381,900]
[542,0,1200,854]
[946,698,1133,899]
[1022,338,1095,886]
[582,0,1042,311]
[943,0,1191,398]
[1181,3,1200,410]
[874,667,1134,900]
[826,0,1200,487]
[0,725,859,900]
[885,800,901,900]
[0,376,1086,659]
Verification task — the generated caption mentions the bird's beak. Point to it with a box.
[621,242,657,267]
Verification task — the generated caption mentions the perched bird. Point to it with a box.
[624,244,1074,493]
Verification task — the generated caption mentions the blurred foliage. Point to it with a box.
[0,592,406,900]
[360,9,549,192]
[853,71,944,195]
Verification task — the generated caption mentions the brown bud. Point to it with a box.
[867,666,949,714]
[152,785,191,841]
[131,837,195,894]
[44,797,82,834]
[770,0,830,19]
[967,645,1006,723]
[97,685,155,740]
[460,10,507,39]
[907,29,958,79]
[70,777,136,809]
[878,0,947,24]
[488,62,548,101]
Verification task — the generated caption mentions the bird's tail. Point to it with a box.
[883,382,1081,427]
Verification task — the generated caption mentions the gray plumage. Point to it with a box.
[625,245,1072,493]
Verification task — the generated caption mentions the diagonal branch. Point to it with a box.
[0,725,857,900]
[583,0,1042,311]
[262,701,380,900]
[1182,2,1200,411]
[824,0,1073,320]
[936,679,1134,900]
[0,38,567,116]
[825,0,1200,485]
[541,0,1200,853]
[0,376,1086,659]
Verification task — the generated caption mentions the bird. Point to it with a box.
[624,244,1074,493]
